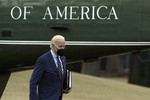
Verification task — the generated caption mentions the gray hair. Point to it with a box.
[50,35,65,48]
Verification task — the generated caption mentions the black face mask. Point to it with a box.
[57,49,65,56]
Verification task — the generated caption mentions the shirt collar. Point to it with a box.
[50,49,57,58]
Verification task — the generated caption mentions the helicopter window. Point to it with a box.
[0,0,19,6]
[0,0,44,6]
[20,0,44,5]
[2,30,11,38]
[0,0,8,6]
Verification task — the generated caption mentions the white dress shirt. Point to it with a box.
[50,49,64,74]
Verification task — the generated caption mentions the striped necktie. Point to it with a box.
[57,56,62,79]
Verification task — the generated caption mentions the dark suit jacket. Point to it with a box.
[30,51,66,100]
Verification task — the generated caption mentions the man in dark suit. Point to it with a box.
[30,35,66,100]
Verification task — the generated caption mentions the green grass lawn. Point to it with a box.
[2,70,150,100]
